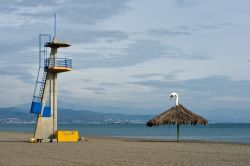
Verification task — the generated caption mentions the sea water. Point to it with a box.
[0,123,250,143]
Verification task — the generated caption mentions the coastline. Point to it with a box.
[0,130,249,145]
[1,123,250,144]
[0,132,250,166]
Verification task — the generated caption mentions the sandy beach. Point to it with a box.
[0,132,249,166]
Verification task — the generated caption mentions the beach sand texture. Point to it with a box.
[0,132,249,166]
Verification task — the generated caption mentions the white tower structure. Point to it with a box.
[30,16,72,142]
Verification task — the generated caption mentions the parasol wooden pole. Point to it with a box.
[177,124,180,142]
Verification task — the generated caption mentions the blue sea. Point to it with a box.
[0,123,250,143]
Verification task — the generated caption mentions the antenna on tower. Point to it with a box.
[54,13,57,38]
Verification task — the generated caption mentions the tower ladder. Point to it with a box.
[30,34,51,114]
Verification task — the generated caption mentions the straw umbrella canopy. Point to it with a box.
[146,92,208,142]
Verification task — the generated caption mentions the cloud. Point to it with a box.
[0,65,35,84]
[127,75,250,109]
[12,0,59,7]
[132,70,184,81]
[131,73,165,79]
[100,82,121,87]
[147,23,232,37]
[128,75,250,93]
[196,22,233,31]
[0,0,130,26]
[70,38,211,70]
[175,0,198,6]
[166,49,212,60]
[148,28,191,37]
[73,39,168,68]
[62,29,129,43]
[57,0,131,25]
[82,79,92,82]
[84,87,106,92]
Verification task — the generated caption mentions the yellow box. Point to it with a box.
[56,130,79,142]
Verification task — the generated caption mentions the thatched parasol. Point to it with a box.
[146,92,208,142]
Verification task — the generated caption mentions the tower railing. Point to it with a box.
[45,58,72,69]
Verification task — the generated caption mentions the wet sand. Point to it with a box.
[0,132,249,166]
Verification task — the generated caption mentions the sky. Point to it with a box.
[0,0,250,121]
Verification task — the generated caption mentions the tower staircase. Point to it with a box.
[30,34,51,115]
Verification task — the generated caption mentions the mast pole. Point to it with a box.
[54,13,56,38]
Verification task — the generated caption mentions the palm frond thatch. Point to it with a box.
[146,104,208,127]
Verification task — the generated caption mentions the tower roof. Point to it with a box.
[45,37,70,48]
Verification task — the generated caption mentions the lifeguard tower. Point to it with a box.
[30,15,78,142]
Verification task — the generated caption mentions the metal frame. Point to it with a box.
[31,34,51,110]
[45,58,72,69]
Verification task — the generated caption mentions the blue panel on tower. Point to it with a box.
[42,106,51,117]
[30,102,42,114]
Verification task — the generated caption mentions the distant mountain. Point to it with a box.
[1,107,249,124]
[0,107,152,124]
[0,107,36,123]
